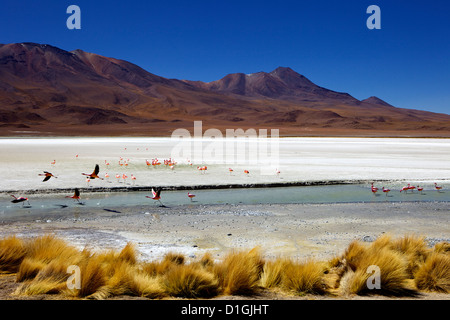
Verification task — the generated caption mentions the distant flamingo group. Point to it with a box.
[370,182,444,196]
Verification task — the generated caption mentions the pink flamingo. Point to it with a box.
[371,183,378,195]
[115,174,120,183]
[417,186,424,194]
[105,172,110,181]
[131,174,136,185]
[188,192,196,202]
[244,170,250,176]
[66,189,81,203]
[435,183,443,192]
[229,168,234,175]
[122,173,128,184]
[400,184,411,193]
[146,188,164,206]
[382,187,390,196]
[10,195,30,207]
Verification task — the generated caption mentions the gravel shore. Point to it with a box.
[1,201,448,263]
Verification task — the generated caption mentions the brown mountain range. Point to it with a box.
[0,42,449,137]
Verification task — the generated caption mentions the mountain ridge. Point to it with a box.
[0,42,449,137]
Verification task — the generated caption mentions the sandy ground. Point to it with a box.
[1,201,449,262]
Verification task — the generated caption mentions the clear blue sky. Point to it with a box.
[1,0,449,114]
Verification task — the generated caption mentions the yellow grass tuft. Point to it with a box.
[433,242,450,254]
[162,264,218,298]
[214,247,264,296]
[0,235,27,273]
[280,259,329,295]
[415,252,450,293]
[259,258,290,289]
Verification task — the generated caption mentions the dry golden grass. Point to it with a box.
[415,252,450,293]
[0,236,27,273]
[1,233,450,299]
[280,259,329,295]
[213,247,264,296]
[162,264,218,298]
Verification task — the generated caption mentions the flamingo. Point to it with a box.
[131,174,136,185]
[417,186,424,194]
[400,184,411,193]
[382,187,390,196]
[371,183,378,195]
[82,164,103,180]
[85,177,91,187]
[105,172,110,181]
[10,195,30,206]
[188,192,196,202]
[38,171,57,182]
[229,168,234,175]
[66,188,81,203]
[244,170,250,176]
[115,174,121,183]
[435,183,443,192]
[122,173,128,184]
[197,166,207,174]
[50,160,56,166]
[276,169,281,176]
[400,186,409,193]
[408,185,416,193]
[146,187,164,206]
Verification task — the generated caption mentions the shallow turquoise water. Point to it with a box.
[1,183,448,222]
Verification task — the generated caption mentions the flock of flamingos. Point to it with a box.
[7,152,446,208]
[8,152,266,208]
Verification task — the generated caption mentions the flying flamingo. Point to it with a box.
[382,187,390,196]
[188,192,196,202]
[38,171,57,182]
[10,195,30,207]
[146,187,164,206]
[435,183,443,192]
[82,164,103,180]
[66,188,81,203]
